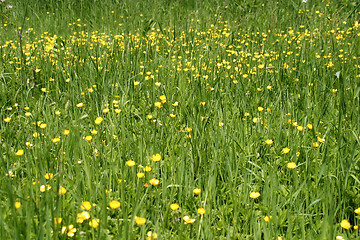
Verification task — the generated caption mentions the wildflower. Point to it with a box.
[58,187,67,195]
[63,130,70,135]
[89,219,99,228]
[159,95,166,103]
[151,153,161,162]
[67,225,77,237]
[135,216,146,225]
[183,216,196,224]
[219,122,224,127]
[297,126,304,131]
[81,201,92,211]
[355,208,360,214]
[307,124,313,129]
[172,102,179,106]
[85,136,93,141]
[16,150,24,156]
[94,117,103,125]
[313,142,319,148]
[147,231,158,240]
[52,137,61,143]
[134,81,140,86]
[109,200,121,209]
[264,216,272,222]
[137,172,144,178]
[25,112,31,117]
[258,107,264,112]
[287,162,297,169]
[250,192,260,199]
[185,127,192,132]
[76,102,84,108]
[14,202,21,209]
[193,188,201,195]
[354,225,359,230]
[170,113,176,118]
[91,129,98,135]
[154,102,162,108]
[149,178,160,186]
[103,108,109,113]
[144,166,152,172]
[170,203,179,210]
[265,139,273,145]
[39,123,47,129]
[54,218,62,224]
[147,115,153,119]
[126,160,135,167]
[340,219,351,230]
[4,117,11,122]
[77,211,90,223]
[40,185,51,192]
[282,147,290,154]
[197,207,205,215]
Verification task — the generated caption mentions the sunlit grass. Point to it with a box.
[1,0,360,239]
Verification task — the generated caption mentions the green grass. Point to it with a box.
[1,0,360,239]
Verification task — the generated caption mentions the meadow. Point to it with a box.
[0,0,360,239]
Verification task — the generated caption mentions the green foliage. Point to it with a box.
[0,0,360,239]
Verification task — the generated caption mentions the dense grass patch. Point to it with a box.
[1,0,360,239]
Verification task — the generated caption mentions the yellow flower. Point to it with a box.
[54,217,62,224]
[154,102,162,108]
[258,107,264,112]
[25,112,32,117]
[313,142,319,148]
[340,219,351,230]
[14,202,21,209]
[81,201,92,211]
[134,81,140,86]
[135,216,146,225]
[137,172,145,178]
[58,187,67,195]
[159,95,166,103]
[307,124,313,129]
[297,126,304,131]
[151,153,161,162]
[172,102,179,106]
[264,216,272,222]
[265,139,273,145]
[197,207,205,215]
[250,192,260,199]
[193,188,201,195]
[282,147,290,154]
[91,129,98,135]
[147,231,158,240]
[149,178,159,186]
[170,203,179,210]
[63,130,70,135]
[67,225,77,237]
[126,160,136,167]
[287,162,297,169]
[94,117,103,125]
[144,166,152,172]
[219,122,224,127]
[170,113,176,118]
[183,216,196,224]
[52,137,61,143]
[155,82,161,86]
[77,211,90,223]
[355,208,360,214]
[39,123,47,129]
[109,200,121,209]
[103,108,109,113]
[16,149,24,156]
[89,218,99,228]
[44,173,53,180]
[85,136,93,141]
[4,117,11,122]
[76,102,84,108]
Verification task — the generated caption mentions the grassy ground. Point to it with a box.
[1,0,360,239]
